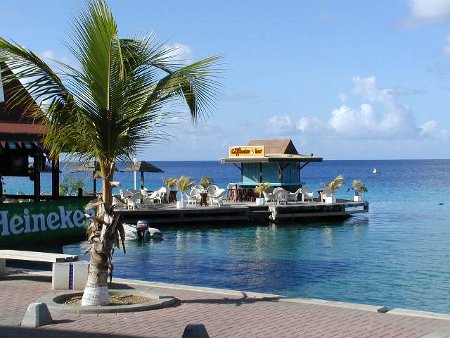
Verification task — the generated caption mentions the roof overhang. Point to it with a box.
[221,154,323,164]
[0,122,47,140]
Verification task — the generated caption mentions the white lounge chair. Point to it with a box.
[206,185,220,196]
[126,192,143,209]
[288,188,302,203]
[301,188,314,202]
[274,189,289,205]
[263,191,276,204]
[272,187,284,195]
[113,196,126,208]
[209,188,225,206]
[185,188,201,206]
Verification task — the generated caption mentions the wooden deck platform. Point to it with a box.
[115,199,369,225]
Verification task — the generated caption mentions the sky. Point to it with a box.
[1,0,450,160]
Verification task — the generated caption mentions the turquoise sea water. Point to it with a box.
[27,159,450,314]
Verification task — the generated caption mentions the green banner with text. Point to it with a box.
[0,198,91,247]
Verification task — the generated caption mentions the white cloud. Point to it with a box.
[296,117,324,134]
[42,50,55,59]
[329,104,377,137]
[442,35,450,55]
[165,43,195,65]
[146,75,449,160]
[420,120,438,136]
[267,115,295,135]
[266,76,448,142]
[40,50,75,70]
[352,76,395,102]
[409,0,450,22]
[328,76,419,139]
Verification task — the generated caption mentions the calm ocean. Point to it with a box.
[12,160,450,314]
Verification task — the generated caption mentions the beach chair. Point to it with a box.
[275,189,289,205]
[126,192,143,209]
[140,189,155,206]
[113,196,127,208]
[272,187,284,195]
[288,188,302,203]
[263,191,276,204]
[301,188,314,202]
[209,188,226,206]
[206,185,219,196]
[141,197,155,207]
[150,187,166,203]
[185,188,201,206]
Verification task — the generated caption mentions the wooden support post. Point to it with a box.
[33,157,41,202]
[51,158,60,199]
[0,258,5,277]
[93,172,97,196]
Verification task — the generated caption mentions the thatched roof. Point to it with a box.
[247,139,298,155]
[221,139,322,164]
[0,62,45,140]
[121,161,164,173]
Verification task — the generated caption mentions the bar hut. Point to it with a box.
[221,139,322,191]
[0,62,94,247]
[0,62,59,201]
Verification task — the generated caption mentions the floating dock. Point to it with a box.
[115,200,369,226]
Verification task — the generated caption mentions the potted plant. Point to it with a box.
[321,175,344,203]
[176,176,194,209]
[254,182,270,206]
[348,179,367,202]
[199,176,213,191]
[164,177,178,203]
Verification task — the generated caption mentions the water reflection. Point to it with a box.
[60,211,450,314]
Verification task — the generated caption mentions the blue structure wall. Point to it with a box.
[242,164,259,184]
[261,163,279,182]
[242,163,300,186]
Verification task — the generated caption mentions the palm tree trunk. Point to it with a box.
[81,243,110,305]
[81,161,115,306]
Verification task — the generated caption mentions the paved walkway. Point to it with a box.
[1,269,450,337]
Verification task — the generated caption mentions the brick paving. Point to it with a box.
[1,270,450,337]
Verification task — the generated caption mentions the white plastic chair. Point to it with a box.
[275,189,289,205]
[263,191,276,204]
[206,185,219,196]
[301,188,314,202]
[126,192,143,209]
[113,196,126,208]
[209,188,225,206]
[288,188,302,203]
[185,188,201,206]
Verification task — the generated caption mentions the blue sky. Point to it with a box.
[1,0,450,160]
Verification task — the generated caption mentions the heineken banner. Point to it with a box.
[0,198,92,247]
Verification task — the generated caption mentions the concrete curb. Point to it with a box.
[13,269,450,321]
[37,289,176,314]
[113,277,450,320]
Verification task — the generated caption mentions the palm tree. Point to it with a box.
[176,176,195,204]
[321,175,345,195]
[0,0,221,305]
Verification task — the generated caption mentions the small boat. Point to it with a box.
[124,220,163,240]
[372,168,377,174]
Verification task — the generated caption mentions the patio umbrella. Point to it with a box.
[40,163,62,173]
[120,160,164,189]
[70,161,117,195]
